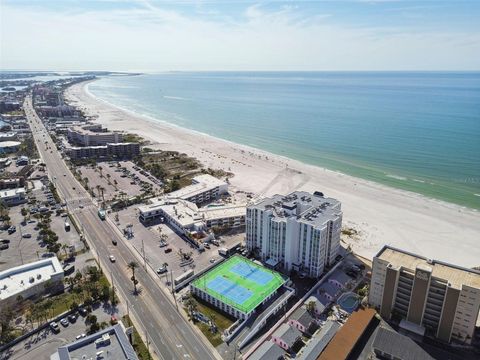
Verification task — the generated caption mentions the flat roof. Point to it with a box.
[250,191,341,228]
[376,245,480,289]
[318,308,376,360]
[54,323,138,360]
[0,257,63,300]
[167,174,227,200]
[0,187,26,198]
[0,141,21,147]
[191,255,286,314]
[199,204,245,220]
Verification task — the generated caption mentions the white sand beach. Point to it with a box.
[65,80,480,267]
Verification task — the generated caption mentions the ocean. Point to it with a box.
[88,72,480,210]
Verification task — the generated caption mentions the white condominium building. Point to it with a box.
[246,191,342,278]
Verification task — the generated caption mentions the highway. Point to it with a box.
[23,95,218,360]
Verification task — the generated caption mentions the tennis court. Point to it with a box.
[207,276,252,305]
[230,262,274,285]
[192,255,286,314]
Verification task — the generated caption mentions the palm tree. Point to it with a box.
[96,185,101,199]
[61,244,69,259]
[99,187,106,202]
[98,166,103,178]
[106,173,111,184]
[127,261,139,294]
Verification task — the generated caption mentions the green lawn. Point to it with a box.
[184,297,235,347]
[191,255,286,314]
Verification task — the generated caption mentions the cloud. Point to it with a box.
[1,1,479,71]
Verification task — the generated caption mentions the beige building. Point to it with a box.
[369,245,480,344]
[67,124,123,146]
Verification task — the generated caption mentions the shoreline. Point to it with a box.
[65,79,480,267]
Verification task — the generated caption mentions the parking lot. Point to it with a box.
[76,160,162,202]
[109,205,245,285]
[1,304,123,360]
[0,200,84,272]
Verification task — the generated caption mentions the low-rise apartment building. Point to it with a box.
[138,197,245,234]
[246,191,342,278]
[166,174,228,204]
[0,257,64,308]
[67,124,123,146]
[68,142,140,160]
[0,187,27,206]
[369,245,480,344]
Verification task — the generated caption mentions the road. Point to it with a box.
[23,95,217,360]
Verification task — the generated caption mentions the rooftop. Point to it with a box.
[318,308,377,360]
[0,187,26,198]
[272,323,302,348]
[328,270,352,288]
[290,307,314,328]
[0,257,63,301]
[191,255,286,314]
[52,323,138,360]
[372,327,434,360]
[199,204,246,221]
[167,174,227,200]
[376,245,480,289]
[296,321,340,360]
[250,191,341,227]
[0,140,21,148]
[248,340,284,360]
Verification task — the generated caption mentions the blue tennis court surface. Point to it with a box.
[207,276,253,305]
[230,262,274,285]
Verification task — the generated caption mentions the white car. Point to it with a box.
[76,333,86,340]
[210,258,216,264]
[109,255,116,262]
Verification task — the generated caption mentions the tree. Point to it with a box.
[306,300,316,315]
[98,166,103,178]
[127,261,139,294]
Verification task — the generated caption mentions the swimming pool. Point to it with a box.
[338,292,359,313]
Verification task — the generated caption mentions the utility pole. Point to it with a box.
[141,239,147,270]
[110,270,115,305]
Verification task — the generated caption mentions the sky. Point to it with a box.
[1,0,480,72]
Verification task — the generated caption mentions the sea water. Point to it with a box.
[88,72,480,209]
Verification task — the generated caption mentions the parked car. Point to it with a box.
[112,239,117,245]
[156,266,168,274]
[0,244,9,250]
[68,314,77,323]
[1,239,10,244]
[22,233,32,238]
[76,333,86,340]
[60,318,69,327]
[7,226,16,234]
[164,248,172,254]
[50,322,60,333]
[109,255,116,262]
[78,308,88,317]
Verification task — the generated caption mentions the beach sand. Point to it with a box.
[65,80,480,267]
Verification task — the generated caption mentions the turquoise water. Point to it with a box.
[89,72,480,209]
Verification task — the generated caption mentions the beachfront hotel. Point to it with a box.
[246,191,342,278]
[66,123,123,146]
[369,245,480,344]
